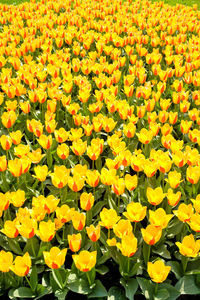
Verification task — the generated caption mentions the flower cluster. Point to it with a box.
[0,0,200,298]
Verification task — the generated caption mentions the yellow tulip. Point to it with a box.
[72,250,97,272]
[43,247,67,269]
[148,260,171,283]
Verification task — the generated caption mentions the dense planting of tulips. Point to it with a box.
[0,0,200,298]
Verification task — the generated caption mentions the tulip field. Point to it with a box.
[0,0,200,298]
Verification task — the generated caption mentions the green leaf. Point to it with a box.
[8,238,23,255]
[175,275,200,295]
[167,219,183,238]
[13,287,35,298]
[92,201,107,217]
[97,250,111,265]
[8,288,17,300]
[186,259,200,275]
[120,278,138,300]
[129,260,142,277]
[67,278,91,295]
[107,286,126,300]
[35,285,52,300]
[95,265,109,275]
[160,283,180,300]
[88,280,107,298]
[47,149,53,170]
[137,277,154,300]
[55,287,69,300]
[153,244,171,259]
[23,237,39,257]
[0,234,9,251]
[143,243,150,266]
[155,289,169,300]
[52,269,65,290]
[108,195,117,211]
[30,266,38,292]
[167,261,182,280]
[95,156,102,172]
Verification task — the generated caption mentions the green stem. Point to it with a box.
[154,282,158,295]
[192,184,196,198]
[127,257,130,274]
[108,229,111,239]
[118,196,120,210]
[133,222,137,234]
[146,244,151,265]
[182,256,188,274]
[30,237,36,258]
[94,241,97,251]
[41,181,44,196]
[86,271,92,286]
[6,150,9,161]
[59,188,62,204]
[25,275,31,288]
[93,187,95,200]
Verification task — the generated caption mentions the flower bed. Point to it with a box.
[0,0,200,299]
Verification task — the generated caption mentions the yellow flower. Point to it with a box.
[173,203,193,222]
[72,250,97,272]
[148,260,171,283]
[1,219,19,238]
[187,166,200,185]
[0,135,12,150]
[101,168,117,185]
[71,139,87,156]
[191,195,200,213]
[56,204,75,223]
[149,208,173,229]
[43,247,67,269]
[176,234,200,257]
[10,252,31,277]
[71,211,86,231]
[146,187,165,206]
[137,128,153,144]
[50,166,70,188]
[68,175,85,192]
[86,170,100,187]
[10,189,25,207]
[141,225,162,245]
[0,155,7,172]
[33,165,49,182]
[44,195,60,214]
[123,202,147,222]
[80,192,94,211]
[16,217,37,239]
[100,208,120,229]
[113,219,132,238]
[57,143,69,160]
[167,189,181,207]
[86,224,101,242]
[10,130,23,145]
[1,110,17,128]
[125,174,138,191]
[107,238,117,246]
[37,134,52,150]
[116,233,137,257]
[68,233,82,252]
[112,178,125,196]
[28,148,45,164]
[37,220,56,242]
[187,214,200,233]
[0,251,13,273]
